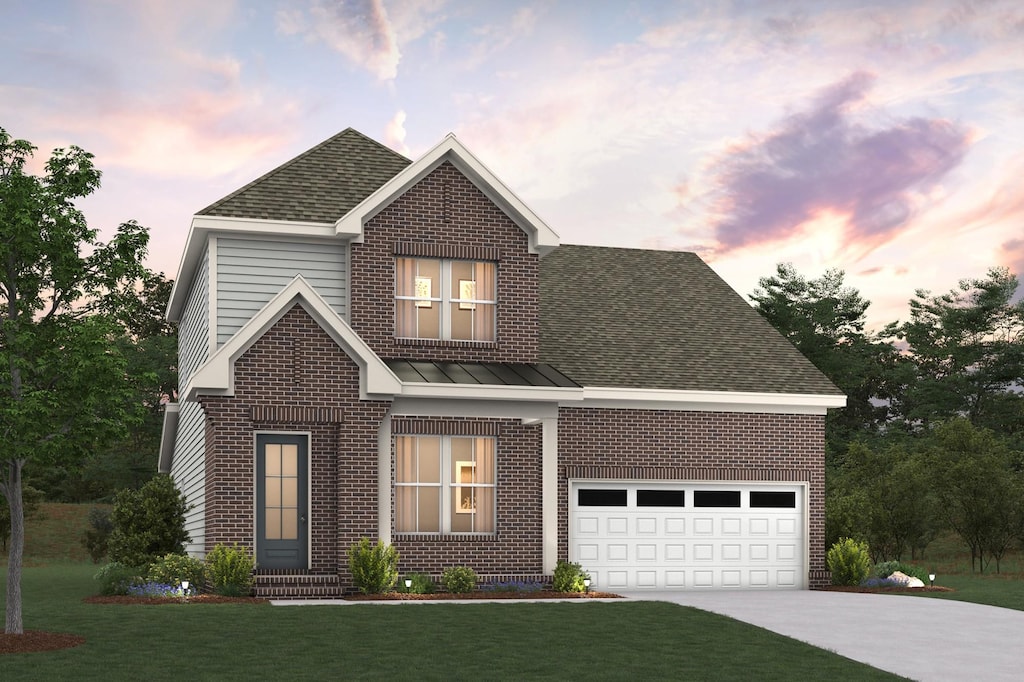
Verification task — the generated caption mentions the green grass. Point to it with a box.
[1,502,108,565]
[0,563,901,681]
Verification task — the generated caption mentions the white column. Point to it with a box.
[377,407,393,543]
[542,417,558,574]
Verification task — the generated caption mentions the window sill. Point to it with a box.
[395,338,497,349]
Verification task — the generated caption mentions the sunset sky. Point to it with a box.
[2,0,1022,329]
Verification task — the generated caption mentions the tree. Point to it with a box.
[750,263,906,454]
[923,419,1024,573]
[0,128,149,633]
[887,268,1024,436]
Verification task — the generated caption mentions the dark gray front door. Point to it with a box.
[256,434,308,569]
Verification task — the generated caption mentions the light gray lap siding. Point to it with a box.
[172,400,207,556]
[179,246,209,385]
[216,237,347,345]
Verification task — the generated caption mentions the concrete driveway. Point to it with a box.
[617,589,1024,682]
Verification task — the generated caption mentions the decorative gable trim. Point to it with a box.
[335,134,560,255]
[182,275,402,401]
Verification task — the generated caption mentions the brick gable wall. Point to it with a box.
[556,407,829,588]
[200,304,390,582]
[349,161,540,363]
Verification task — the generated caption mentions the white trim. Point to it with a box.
[391,398,558,420]
[206,236,218,356]
[377,406,393,544]
[158,403,180,474]
[253,431,312,571]
[399,382,583,402]
[182,275,402,401]
[541,418,558,574]
[335,134,560,255]
[572,386,846,414]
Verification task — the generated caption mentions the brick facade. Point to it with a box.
[556,407,829,588]
[349,161,541,363]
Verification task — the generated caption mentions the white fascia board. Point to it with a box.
[391,397,558,420]
[158,403,180,474]
[334,134,560,254]
[167,215,335,321]
[182,275,401,402]
[397,382,583,403]
[573,386,848,415]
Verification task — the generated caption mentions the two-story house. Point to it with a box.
[160,129,845,597]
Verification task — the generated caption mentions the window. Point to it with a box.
[395,258,496,341]
[577,489,628,506]
[637,489,685,507]
[750,491,796,508]
[693,490,741,507]
[395,436,495,533]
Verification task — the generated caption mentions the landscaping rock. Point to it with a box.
[888,571,925,588]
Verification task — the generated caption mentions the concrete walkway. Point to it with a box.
[617,589,1024,682]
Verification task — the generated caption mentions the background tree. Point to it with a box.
[750,263,905,457]
[0,127,149,634]
[887,268,1024,438]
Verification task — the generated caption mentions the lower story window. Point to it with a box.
[395,435,495,533]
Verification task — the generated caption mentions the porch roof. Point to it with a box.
[385,359,579,388]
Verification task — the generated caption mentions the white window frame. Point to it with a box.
[394,435,496,535]
[395,258,496,341]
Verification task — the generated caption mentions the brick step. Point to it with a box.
[253,573,344,599]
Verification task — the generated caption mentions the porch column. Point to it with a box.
[542,417,558,574]
[377,407,393,543]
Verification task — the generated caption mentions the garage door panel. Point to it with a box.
[570,482,805,590]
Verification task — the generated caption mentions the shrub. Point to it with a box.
[206,543,255,596]
[149,553,207,593]
[441,566,477,593]
[552,560,591,593]
[94,562,145,596]
[399,572,436,594]
[347,538,399,594]
[82,506,115,563]
[108,474,189,568]
[827,537,872,586]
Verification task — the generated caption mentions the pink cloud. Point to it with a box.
[701,71,972,257]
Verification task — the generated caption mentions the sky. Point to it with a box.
[2,0,1023,330]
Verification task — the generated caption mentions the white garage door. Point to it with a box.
[570,481,805,590]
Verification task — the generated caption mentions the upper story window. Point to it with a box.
[395,257,496,341]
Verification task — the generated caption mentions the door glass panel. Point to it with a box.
[281,445,297,476]
[282,477,297,506]
[266,509,281,539]
[266,480,281,507]
[265,445,281,475]
[281,509,298,540]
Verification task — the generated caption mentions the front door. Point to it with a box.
[256,434,308,569]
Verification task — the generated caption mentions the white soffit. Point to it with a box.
[158,403,180,474]
[182,275,401,401]
[334,134,560,255]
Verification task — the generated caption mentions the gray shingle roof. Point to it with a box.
[539,245,842,395]
[198,128,411,222]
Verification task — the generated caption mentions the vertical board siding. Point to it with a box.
[172,400,207,556]
[178,247,209,385]
[216,237,347,345]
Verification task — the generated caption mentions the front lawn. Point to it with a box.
[1,563,900,681]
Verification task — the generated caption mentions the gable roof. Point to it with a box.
[198,128,411,223]
[539,245,843,396]
[334,134,559,254]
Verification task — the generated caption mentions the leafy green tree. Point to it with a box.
[0,127,149,633]
[923,419,1024,572]
[107,474,189,568]
[887,268,1024,436]
[750,263,906,455]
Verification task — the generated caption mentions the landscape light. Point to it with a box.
[928,573,935,587]
[405,578,412,590]
[583,578,591,594]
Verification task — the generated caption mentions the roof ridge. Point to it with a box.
[197,128,411,217]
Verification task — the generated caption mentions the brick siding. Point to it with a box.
[349,161,540,363]
[557,407,829,588]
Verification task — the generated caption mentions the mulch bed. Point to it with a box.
[344,590,622,600]
[81,594,268,605]
[0,631,86,655]
[818,585,955,593]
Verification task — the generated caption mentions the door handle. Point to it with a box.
[300,515,306,524]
